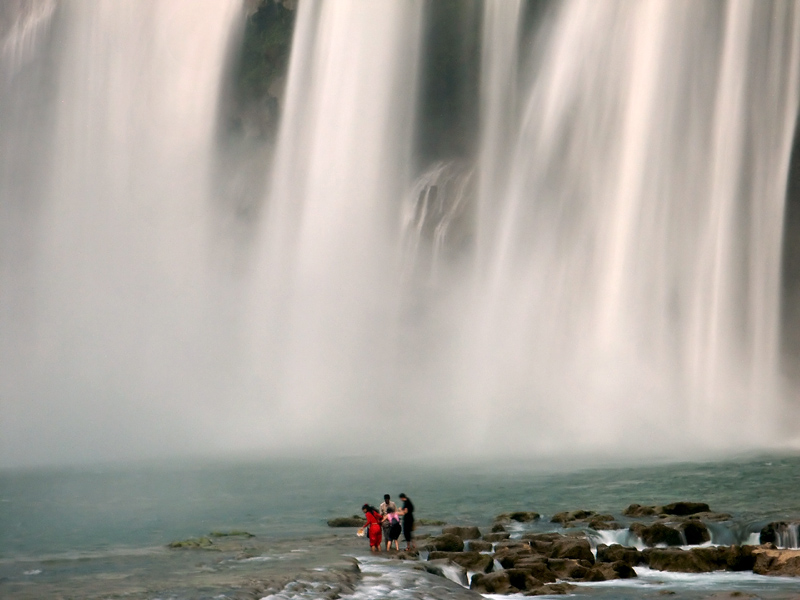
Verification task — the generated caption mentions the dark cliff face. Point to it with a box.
[220,0,297,144]
[415,0,482,168]
[211,0,296,228]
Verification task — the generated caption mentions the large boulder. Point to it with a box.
[493,540,532,555]
[471,569,548,594]
[495,544,536,569]
[752,548,800,576]
[623,503,659,517]
[582,561,637,581]
[551,510,596,525]
[467,539,493,552]
[643,548,709,572]
[442,525,482,540]
[624,502,711,517]
[680,520,711,545]
[596,544,644,566]
[511,559,557,583]
[630,522,684,546]
[643,546,756,573]
[424,533,464,552]
[496,511,540,523]
[505,568,544,592]
[470,571,514,594]
[549,536,595,563]
[527,582,576,596]
[546,558,592,580]
[692,546,756,571]
[482,532,511,542]
[588,515,622,530]
[660,502,710,516]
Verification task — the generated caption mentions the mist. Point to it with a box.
[2,0,800,469]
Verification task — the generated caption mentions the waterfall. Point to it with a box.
[2,0,799,466]
[462,0,800,453]
[0,0,241,463]
[245,0,424,444]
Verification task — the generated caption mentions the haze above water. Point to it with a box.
[1,0,800,469]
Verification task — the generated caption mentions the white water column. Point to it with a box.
[250,0,423,446]
[472,0,800,454]
[0,1,241,463]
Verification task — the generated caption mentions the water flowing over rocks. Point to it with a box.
[759,521,800,546]
[402,501,800,595]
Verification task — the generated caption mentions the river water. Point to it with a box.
[2,454,800,599]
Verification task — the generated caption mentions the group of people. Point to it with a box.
[361,493,415,552]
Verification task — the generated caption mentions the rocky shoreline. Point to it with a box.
[328,501,800,596]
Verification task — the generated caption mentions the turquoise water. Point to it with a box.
[2,453,800,598]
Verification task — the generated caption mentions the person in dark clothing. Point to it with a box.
[398,492,415,550]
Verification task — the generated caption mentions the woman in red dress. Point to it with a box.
[362,504,382,552]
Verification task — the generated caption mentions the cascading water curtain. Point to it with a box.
[469,0,800,455]
[246,0,424,447]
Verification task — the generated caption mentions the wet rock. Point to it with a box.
[470,571,514,594]
[643,546,756,573]
[623,503,660,517]
[493,540,532,554]
[520,532,562,542]
[167,536,216,549]
[692,546,756,571]
[596,543,644,566]
[585,561,637,580]
[482,532,511,542]
[546,558,591,580]
[505,568,543,592]
[551,509,596,525]
[424,533,464,552]
[644,548,707,572]
[471,569,544,593]
[680,520,711,545]
[491,523,507,533]
[494,543,535,569]
[549,536,595,563]
[630,522,684,546]
[496,511,540,523]
[428,551,494,573]
[466,539,493,552]
[442,525,482,540]
[660,502,710,516]
[527,582,576,596]
[327,516,365,527]
[512,559,557,583]
[588,515,622,530]
[752,548,800,576]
